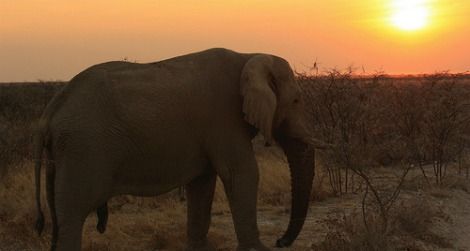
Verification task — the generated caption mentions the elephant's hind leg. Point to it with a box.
[185,170,217,251]
[53,183,90,251]
[54,181,103,251]
[53,161,111,251]
[54,214,86,251]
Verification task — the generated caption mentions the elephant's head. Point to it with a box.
[240,55,316,247]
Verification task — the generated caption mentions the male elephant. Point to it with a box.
[33,48,318,251]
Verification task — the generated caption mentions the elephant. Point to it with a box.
[33,48,319,251]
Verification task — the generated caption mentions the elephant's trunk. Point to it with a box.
[275,135,315,248]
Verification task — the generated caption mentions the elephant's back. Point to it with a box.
[47,48,249,155]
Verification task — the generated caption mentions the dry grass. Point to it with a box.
[441,175,470,193]
[312,210,392,251]
[312,195,452,251]
[0,161,50,250]
[394,196,453,249]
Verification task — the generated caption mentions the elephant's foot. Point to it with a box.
[185,239,216,251]
[236,241,271,251]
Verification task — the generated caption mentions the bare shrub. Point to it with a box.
[300,69,414,233]
[299,71,470,250]
[419,74,470,185]
[300,71,470,192]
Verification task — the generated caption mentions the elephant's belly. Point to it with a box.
[112,183,180,197]
[111,154,209,197]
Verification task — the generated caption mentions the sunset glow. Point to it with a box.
[0,1,469,82]
[390,0,430,31]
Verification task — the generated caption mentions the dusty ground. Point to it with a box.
[77,194,359,251]
[19,187,469,251]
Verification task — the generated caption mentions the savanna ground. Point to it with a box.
[1,72,470,251]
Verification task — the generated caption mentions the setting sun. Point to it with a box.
[390,0,430,31]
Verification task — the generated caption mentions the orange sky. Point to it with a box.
[0,0,469,82]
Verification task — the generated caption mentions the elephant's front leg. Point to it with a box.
[185,170,217,251]
[212,144,270,251]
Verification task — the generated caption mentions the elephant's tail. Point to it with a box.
[33,119,48,235]
[32,80,70,236]
[33,119,59,250]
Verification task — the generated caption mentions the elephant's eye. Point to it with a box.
[293,99,299,104]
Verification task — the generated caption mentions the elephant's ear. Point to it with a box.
[240,55,277,145]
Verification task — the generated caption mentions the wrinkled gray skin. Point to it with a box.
[33,48,317,251]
